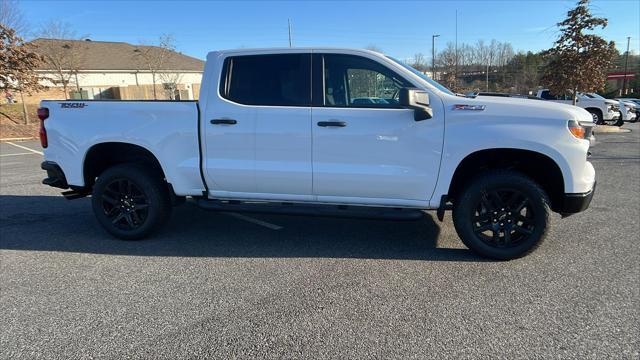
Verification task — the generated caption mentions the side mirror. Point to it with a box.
[399,87,433,121]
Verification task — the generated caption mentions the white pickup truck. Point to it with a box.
[536,89,623,125]
[38,48,596,260]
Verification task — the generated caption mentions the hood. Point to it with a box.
[621,100,637,109]
[449,95,593,123]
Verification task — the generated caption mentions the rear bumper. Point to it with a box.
[41,161,69,189]
[560,181,596,216]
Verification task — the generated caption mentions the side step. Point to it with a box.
[196,199,425,221]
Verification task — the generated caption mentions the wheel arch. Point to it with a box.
[447,148,566,212]
[584,107,603,118]
[82,142,167,189]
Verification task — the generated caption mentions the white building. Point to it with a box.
[29,38,204,101]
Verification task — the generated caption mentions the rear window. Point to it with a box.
[220,54,311,107]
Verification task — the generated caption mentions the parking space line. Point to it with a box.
[5,142,44,155]
[223,212,283,230]
[0,152,38,157]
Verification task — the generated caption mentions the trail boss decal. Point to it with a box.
[60,103,87,108]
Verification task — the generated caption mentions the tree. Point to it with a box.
[35,21,86,99]
[135,34,176,100]
[409,53,427,72]
[437,42,458,91]
[158,72,183,100]
[540,0,617,105]
[364,44,383,53]
[0,0,26,35]
[0,24,44,123]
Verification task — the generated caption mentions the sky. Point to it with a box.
[17,0,640,61]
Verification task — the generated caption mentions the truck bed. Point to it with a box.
[40,100,204,196]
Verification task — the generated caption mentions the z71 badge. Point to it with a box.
[60,102,87,108]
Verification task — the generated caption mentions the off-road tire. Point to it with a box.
[452,170,551,260]
[91,163,172,240]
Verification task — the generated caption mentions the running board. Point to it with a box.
[196,199,425,221]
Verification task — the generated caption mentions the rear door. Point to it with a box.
[203,53,313,200]
[311,53,443,206]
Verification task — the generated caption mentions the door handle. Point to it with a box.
[317,121,347,127]
[210,119,237,125]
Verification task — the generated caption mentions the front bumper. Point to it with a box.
[41,161,69,189]
[560,181,596,217]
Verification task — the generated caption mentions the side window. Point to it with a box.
[220,54,311,106]
[322,54,411,107]
[540,90,557,100]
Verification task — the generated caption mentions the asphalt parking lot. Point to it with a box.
[1,126,639,359]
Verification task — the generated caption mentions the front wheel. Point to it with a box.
[605,116,624,127]
[91,163,172,240]
[587,109,603,124]
[452,170,551,260]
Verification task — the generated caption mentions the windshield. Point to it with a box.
[581,92,605,100]
[386,56,455,95]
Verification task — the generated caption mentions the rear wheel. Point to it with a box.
[452,171,551,260]
[91,163,171,239]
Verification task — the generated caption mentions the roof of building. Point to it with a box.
[30,38,204,72]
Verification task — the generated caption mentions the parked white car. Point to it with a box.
[583,93,636,123]
[38,48,596,260]
[536,89,622,125]
[615,97,639,123]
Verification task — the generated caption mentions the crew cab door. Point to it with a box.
[202,53,313,200]
[311,53,443,206]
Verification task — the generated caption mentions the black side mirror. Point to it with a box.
[399,87,433,121]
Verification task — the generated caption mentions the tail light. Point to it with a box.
[37,107,49,148]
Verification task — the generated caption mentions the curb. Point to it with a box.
[593,126,631,134]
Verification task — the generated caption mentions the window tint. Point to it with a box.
[322,54,411,107]
[221,54,311,106]
[540,90,557,100]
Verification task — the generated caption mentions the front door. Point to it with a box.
[203,53,313,200]
[311,53,443,206]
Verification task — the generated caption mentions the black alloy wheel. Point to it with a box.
[471,188,536,248]
[452,170,551,260]
[100,178,150,230]
[91,163,171,239]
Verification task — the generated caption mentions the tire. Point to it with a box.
[606,116,624,127]
[452,170,551,260]
[587,109,603,125]
[91,163,171,240]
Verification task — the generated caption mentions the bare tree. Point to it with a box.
[364,44,383,53]
[0,24,44,123]
[0,0,26,35]
[410,53,427,72]
[135,34,177,100]
[437,42,458,91]
[34,21,86,99]
[158,72,183,100]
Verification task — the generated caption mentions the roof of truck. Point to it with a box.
[207,47,382,57]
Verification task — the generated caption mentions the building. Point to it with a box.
[606,72,638,95]
[24,38,204,103]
